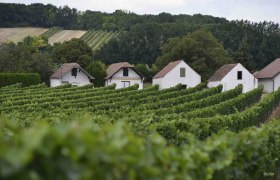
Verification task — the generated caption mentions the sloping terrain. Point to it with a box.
[48,30,87,45]
[0,27,48,43]
[0,28,119,49]
[80,30,119,50]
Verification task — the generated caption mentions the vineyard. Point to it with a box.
[47,29,87,45]
[0,28,118,49]
[80,30,119,51]
[0,83,280,179]
[41,27,62,38]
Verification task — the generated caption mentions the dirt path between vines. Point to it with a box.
[268,105,280,121]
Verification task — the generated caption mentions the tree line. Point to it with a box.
[0,3,280,83]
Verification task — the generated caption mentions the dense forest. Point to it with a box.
[0,3,280,83]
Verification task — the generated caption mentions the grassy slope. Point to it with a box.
[0,27,48,43]
[0,28,118,50]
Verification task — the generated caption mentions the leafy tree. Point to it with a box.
[86,60,106,87]
[78,54,91,68]
[0,36,54,84]
[134,64,150,82]
[234,34,255,71]
[26,52,54,84]
[52,38,92,67]
[134,64,159,82]
[155,29,233,80]
[1,3,280,70]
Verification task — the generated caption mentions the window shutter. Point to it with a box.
[180,68,186,77]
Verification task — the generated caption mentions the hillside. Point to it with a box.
[48,30,87,45]
[0,3,280,69]
[0,27,118,50]
[0,27,48,43]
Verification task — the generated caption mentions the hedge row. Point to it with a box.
[0,73,41,87]
[0,114,279,179]
[157,85,280,144]
[160,85,264,121]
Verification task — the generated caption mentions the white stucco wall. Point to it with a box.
[258,79,273,93]
[105,68,143,90]
[50,70,92,87]
[207,63,257,93]
[152,78,163,89]
[106,79,143,89]
[207,81,221,88]
[258,73,280,93]
[273,73,280,92]
[152,61,201,90]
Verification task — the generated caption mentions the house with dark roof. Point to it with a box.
[105,62,144,89]
[208,63,257,93]
[50,63,94,87]
[152,60,201,90]
[255,58,280,93]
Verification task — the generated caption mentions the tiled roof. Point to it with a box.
[153,60,183,79]
[50,63,94,79]
[208,63,238,81]
[255,58,280,79]
[105,62,134,79]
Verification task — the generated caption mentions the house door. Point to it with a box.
[122,81,130,88]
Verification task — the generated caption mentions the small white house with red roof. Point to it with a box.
[208,63,257,93]
[50,63,94,87]
[152,60,201,90]
[105,62,144,89]
[255,58,280,93]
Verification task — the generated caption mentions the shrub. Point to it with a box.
[0,73,41,87]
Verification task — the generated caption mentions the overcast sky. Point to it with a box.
[2,0,280,23]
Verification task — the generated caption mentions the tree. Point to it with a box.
[86,60,106,87]
[0,36,55,84]
[134,64,151,82]
[155,29,233,81]
[52,39,92,67]
[234,34,255,71]
[26,52,54,84]
[133,64,159,82]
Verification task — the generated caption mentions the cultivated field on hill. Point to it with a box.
[48,30,87,45]
[0,27,48,43]
[0,27,119,49]
[80,30,119,50]
[0,83,280,179]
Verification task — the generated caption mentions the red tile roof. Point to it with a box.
[153,60,183,79]
[105,62,136,79]
[208,63,238,81]
[255,58,280,79]
[50,63,94,79]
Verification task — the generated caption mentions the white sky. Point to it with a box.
[2,0,280,23]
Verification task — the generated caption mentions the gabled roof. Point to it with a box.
[105,62,143,79]
[50,63,94,79]
[208,63,238,81]
[153,60,183,79]
[255,58,280,79]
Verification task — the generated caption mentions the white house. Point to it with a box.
[255,58,280,93]
[105,62,144,89]
[50,63,94,87]
[207,63,257,93]
[152,60,201,90]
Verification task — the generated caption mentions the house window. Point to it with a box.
[62,81,69,84]
[72,68,77,77]
[123,68,128,76]
[180,68,186,77]
[237,71,242,80]
[122,81,130,88]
